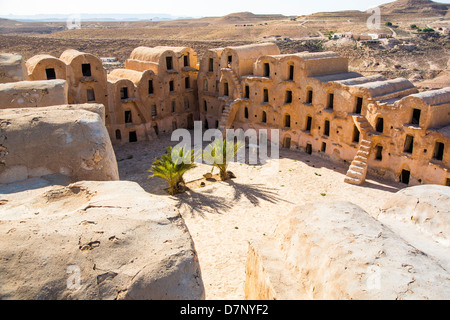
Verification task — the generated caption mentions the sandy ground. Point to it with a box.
[114,133,406,300]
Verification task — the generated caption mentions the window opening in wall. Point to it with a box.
[244,107,249,119]
[245,85,250,99]
[262,111,267,123]
[209,58,214,72]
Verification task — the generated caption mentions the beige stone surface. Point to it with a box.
[0,80,67,109]
[0,53,28,83]
[245,201,450,300]
[0,180,205,300]
[0,105,118,184]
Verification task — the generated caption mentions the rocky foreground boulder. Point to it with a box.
[0,180,205,299]
[0,105,119,184]
[245,199,450,300]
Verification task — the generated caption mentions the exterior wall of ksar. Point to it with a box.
[197,43,450,187]
[20,43,450,186]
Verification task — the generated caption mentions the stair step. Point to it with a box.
[360,145,371,151]
[347,169,364,179]
[344,176,363,185]
[357,150,370,157]
[360,139,372,146]
[352,160,367,167]
[349,165,365,173]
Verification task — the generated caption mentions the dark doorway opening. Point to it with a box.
[352,126,360,143]
[324,120,330,136]
[262,111,267,123]
[120,87,128,100]
[264,63,270,77]
[245,85,250,99]
[306,90,313,104]
[400,169,410,185]
[375,145,383,161]
[115,129,121,140]
[82,63,91,77]
[327,93,334,110]
[289,65,294,80]
[45,68,56,80]
[166,57,173,70]
[306,116,312,132]
[411,108,421,125]
[86,88,95,102]
[404,135,414,154]
[306,143,312,154]
[125,110,132,123]
[355,97,363,114]
[129,131,137,143]
[283,136,291,149]
[284,114,291,128]
[285,90,293,104]
[433,142,444,161]
[244,107,249,119]
[209,58,214,72]
[376,117,384,133]
[321,142,327,152]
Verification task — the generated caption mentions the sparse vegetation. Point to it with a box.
[148,146,197,195]
[203,138,244,181]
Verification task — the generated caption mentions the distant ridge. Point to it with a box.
[378,0,449,16]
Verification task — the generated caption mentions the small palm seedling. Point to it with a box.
[148,145,197,195]
[203,138,244,181]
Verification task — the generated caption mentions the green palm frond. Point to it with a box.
[148,146,198,195]
[203,138,244,180]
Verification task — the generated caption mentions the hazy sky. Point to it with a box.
[3,0,448,17]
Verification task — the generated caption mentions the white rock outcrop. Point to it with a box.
[0,180,205,300]
[245,201,450,300]
[0,104,119,184]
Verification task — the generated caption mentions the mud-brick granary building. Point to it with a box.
[197,42,450,187]
[21,43,450,187]
[25,46,199,144]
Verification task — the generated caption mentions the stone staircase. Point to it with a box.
[222,68,243,99]
[218,100,242,134]
[344,115,374,185]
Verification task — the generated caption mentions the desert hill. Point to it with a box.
[378,0,450,16]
